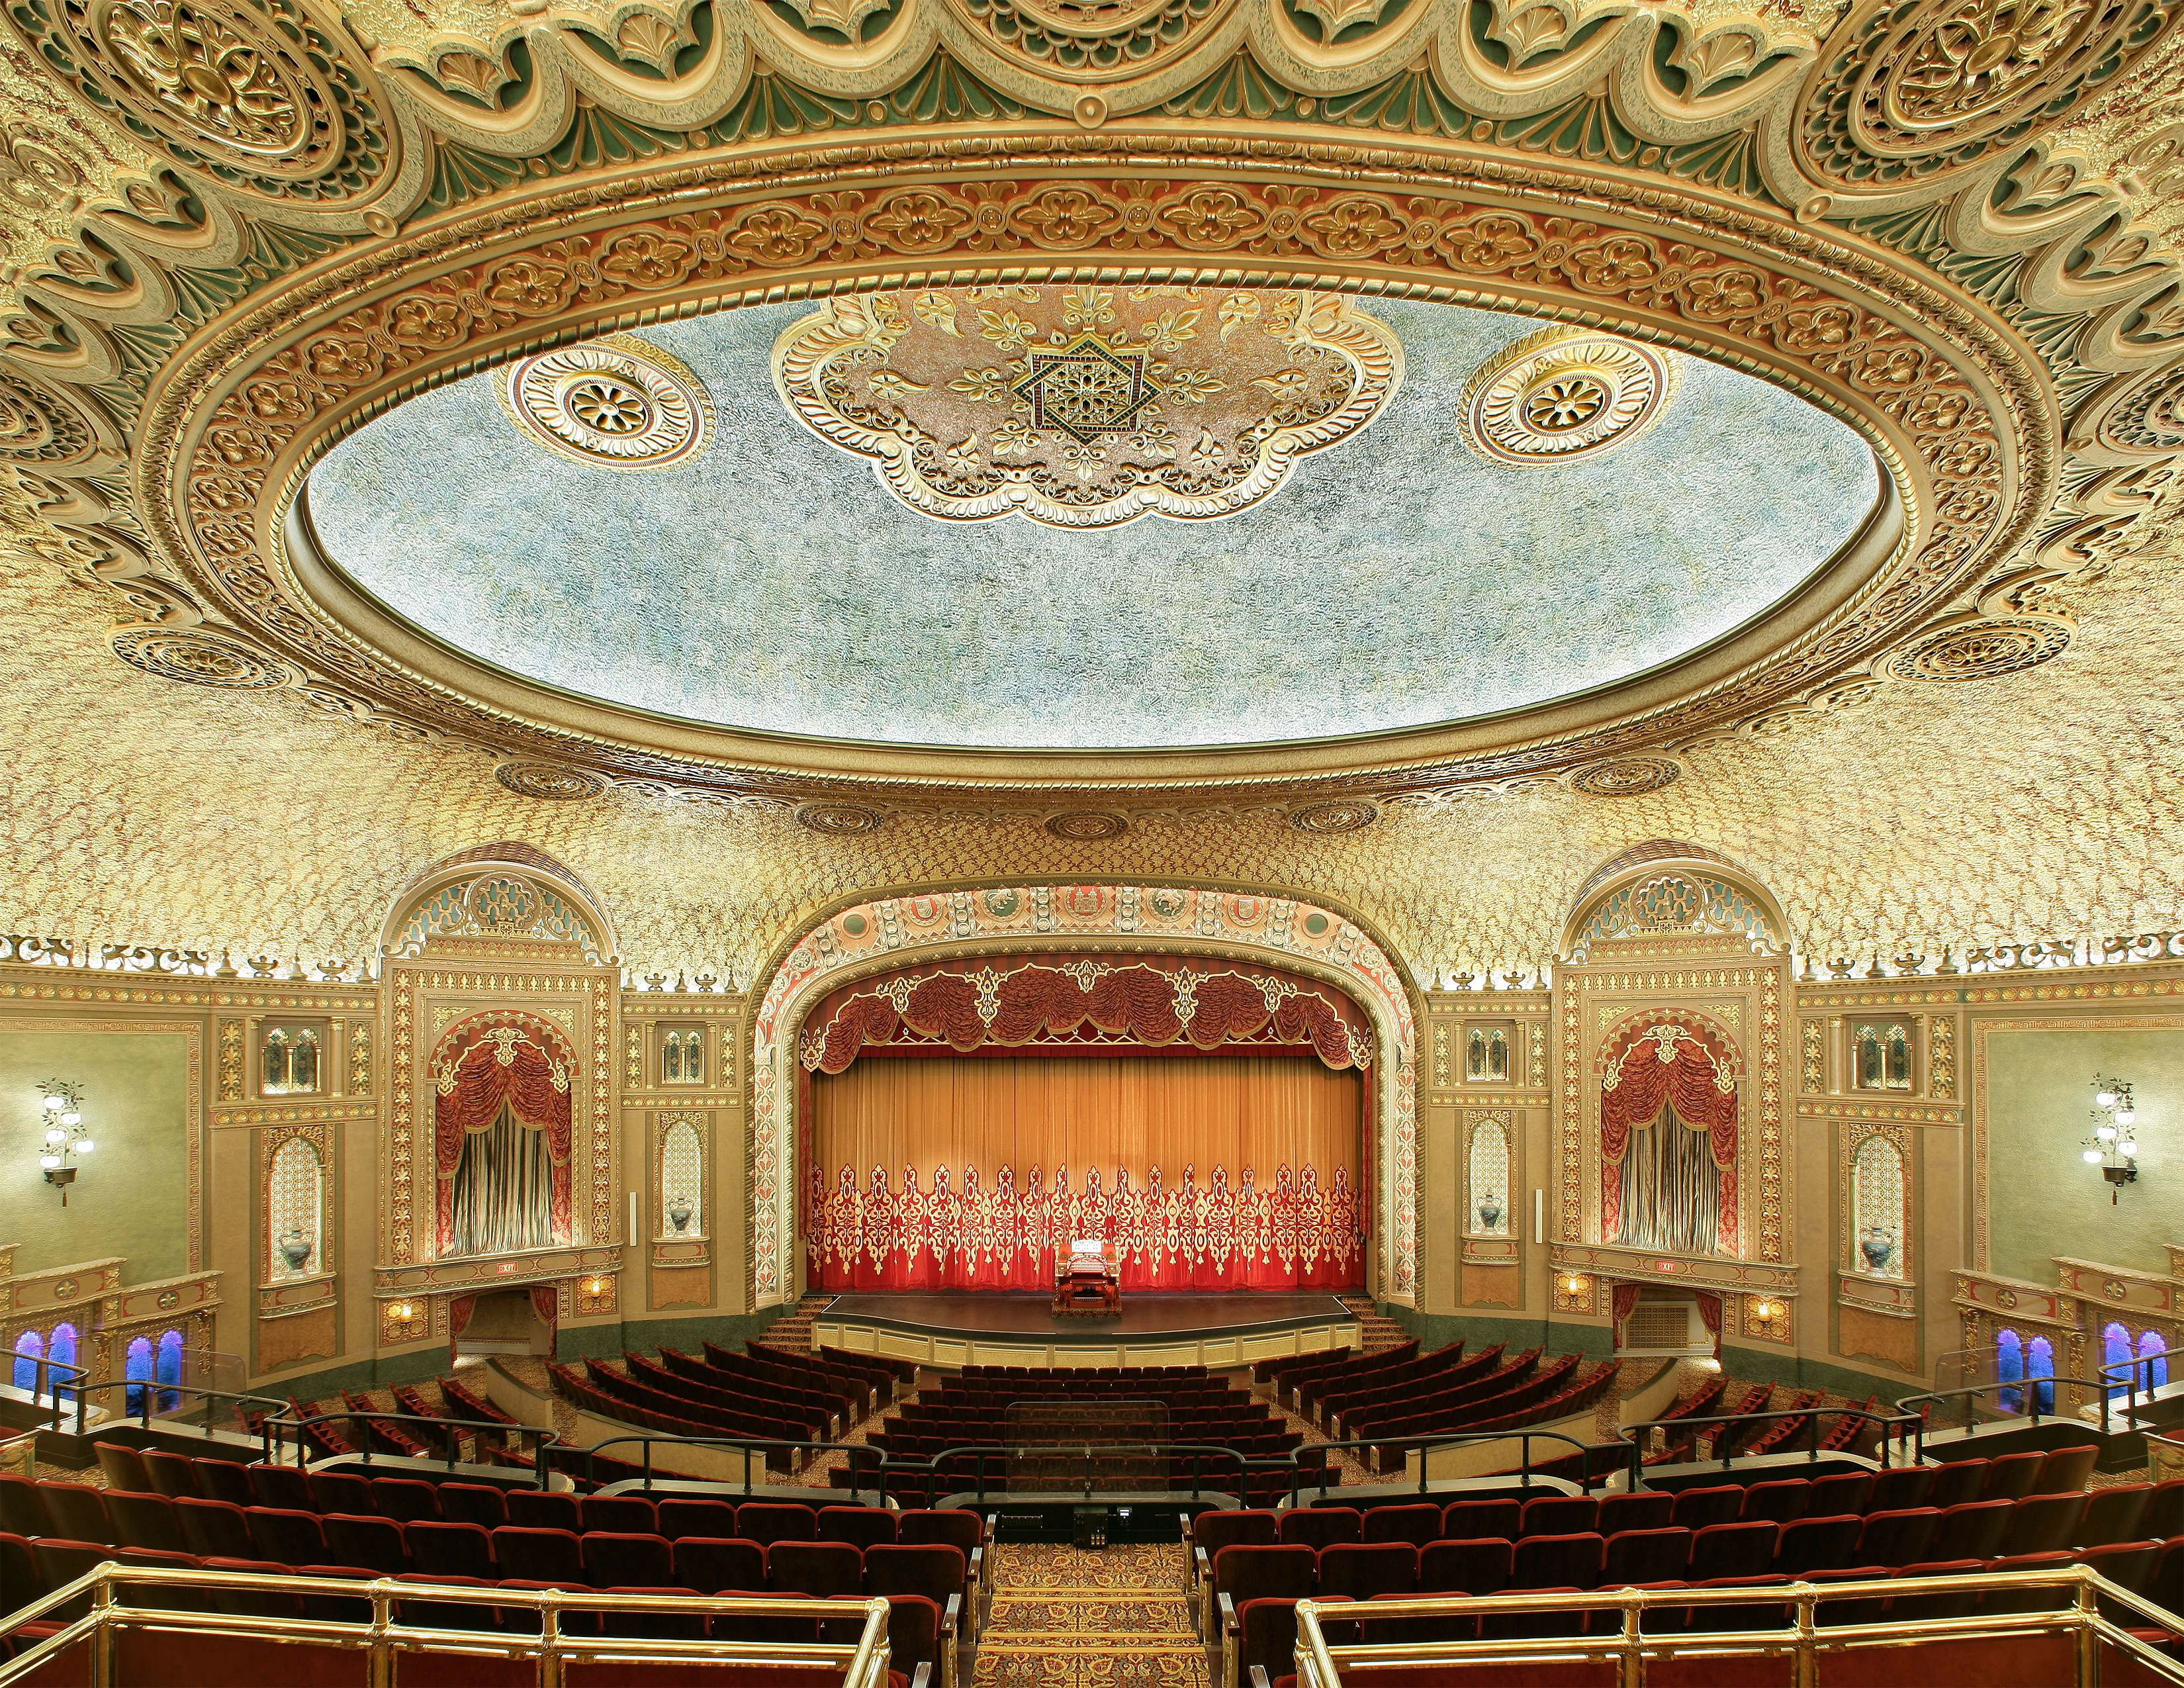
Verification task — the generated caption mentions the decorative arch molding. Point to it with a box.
[749,882,1422,1309]
[1561,841,1792,962]
[379,841,619,964]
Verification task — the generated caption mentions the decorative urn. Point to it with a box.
[277,1227,312,1272]
[667,1197,693,1235]
[1478,1192,1503,1232]
[1860,1225,1895,1274]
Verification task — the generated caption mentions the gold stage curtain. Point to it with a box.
[808,1055,1363,1291]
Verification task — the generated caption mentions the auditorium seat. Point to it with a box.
[506,1491,582,1531]
[1439,1499,1520,1541]
[1803,1472,1872,1517]
[371,1477,442,1524]
[104,1491,185,1553]
[1277,1507,1359,1550]
[1978,1550,2076,1613]
[140,1451,203,1501]
[1981,1452,2047,1501]
[1519,1495,1598,1538]
[174,1497,255,1560]
[817,1505,897,1551]
[437,1483,510,1530]
[1316,1543,1415,1601]
[1855,1508,1938,1569]
[770,1539,862,1598]
[896,1509,985,1593]
[42,1482,113,1545]
[410,1520,496,1579]
[1598,1492,1674,1535]
[1686,1521,1774,1583]
[324,1513,408,1574]
[0,1476,48,1539]
[392,1571,500,1634]
[672,1535,765,1593]
[581,1494,658,1536]
[1210,1545,1315,1645]
[245,1465,315,1512]
[246,1506,326,1565]
[1234,1597,1300,1688]
[1360,1503,1440,1548]
[2076,1540,2163,1595]
[91,1445,150,1493]
[1772,1514,1862,1575]
[882,1593,945,1688]
[1932,1499,2012,1562]
[1927,1460,1989,1509]
[199,1557,307,1620]
[494,1525,582,1585]
[1739,1479,1809,1524]
[659,1497,743,1542]
[1670,1487,1743,1531]
[866,1544,968,1616]
[1602,1526,1690,1586]
[2033,1444,2100,1496]
[2144,1479,2184,1540]
[310,1471,376,1517]
[1477,1586,1586,1640]
[2001,1491,2085,1556]
[1866,1466,1934,1513]
[1510,1532,1603,1589]
[1885,1560,1985,1622]
[2079,1483,2152,1546]
[1418,1537,1512,1595]
[738,1502,819,1546]
[584,1530,676,1589]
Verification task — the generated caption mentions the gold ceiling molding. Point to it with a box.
[1456,326,1678,467]
[496,333,713,471]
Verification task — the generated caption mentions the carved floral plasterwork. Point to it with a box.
[1457,328,1678,467]
[772,284,1402,528]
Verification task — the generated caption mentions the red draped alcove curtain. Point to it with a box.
[806,1054,1363,1291]
[433,1019,575,1255]
[1600,1023,1739,1253]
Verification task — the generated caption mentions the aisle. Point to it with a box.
[972,1539,1209,1688]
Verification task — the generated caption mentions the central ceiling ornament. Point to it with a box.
[498,334,713,471]
[1457,328,1678,467]
[771,284,1403,529]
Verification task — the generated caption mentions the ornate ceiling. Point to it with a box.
[304,295,1874,750]
[0,0,2179,976]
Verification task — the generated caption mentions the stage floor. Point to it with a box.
[819,1290,1351,1341]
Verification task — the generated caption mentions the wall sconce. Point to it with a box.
[1561,1272,1587,1297]
[390,1299,416,1323]
[1750,1296,1782,1335]
[584,1275,608,1298]
[2083,1075,2140,1201]
[35,1080,94,1203]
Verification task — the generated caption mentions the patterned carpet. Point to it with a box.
[974,1542,1208,1688]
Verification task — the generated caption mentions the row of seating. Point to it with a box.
[656,1348,868,1423]
[733,1342,917,1400]
[4,1538,955,1688]
[1251,1340,1418,1399]
[1308,1341,1474,1425]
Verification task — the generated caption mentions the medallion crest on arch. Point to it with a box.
[770,284,1404,528]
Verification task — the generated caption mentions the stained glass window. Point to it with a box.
[1997,1329,2023,1414]
[1465,1027,1510,1082]
[1852,1021,1913,1092]
[262,1024,322,1096]
[156,1329,183,1414]
[2105,1321,2134,1399]
[662,1029,704,1086]
[2028,1336,2056,1415]
[2139,1332,2169,1391]
[124,1335,152,1417]
[11,1331,42,1395]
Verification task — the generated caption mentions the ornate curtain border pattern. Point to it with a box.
[806,1159,1362,1292]
[431,1010,576,1255]
[1600,1015,1740,1254]
[798,955,1373,1073]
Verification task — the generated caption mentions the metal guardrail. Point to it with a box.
[1896,1375,2118,1455]
[265,1407,561,1479]
[1618,1403,1920,1477]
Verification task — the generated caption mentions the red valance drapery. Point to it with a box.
[1600,1018,1739,1252]
[433,1012,576,1253]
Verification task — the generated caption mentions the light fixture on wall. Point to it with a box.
[34,1080,94,1203]
[1749,1296,1782,1336]
[2083,1075,2140,1201]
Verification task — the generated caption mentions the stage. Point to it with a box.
[811,1290,1361,1370]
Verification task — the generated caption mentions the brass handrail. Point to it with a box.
[0,1564,891,1688]
[1293,1564,2184,1688]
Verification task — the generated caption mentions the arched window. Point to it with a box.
[267,1137,324,1282]
[47,1323,79,1405]
[1850,1135,1905,1279]
[2027,1336,2056,1416]
[155,1329,184,1414]
[262,1025,322,1096]
[1466,1121,1511,1237]
[124,1335,154,1417]
[1853,1021,1914,1091]
[1465,1027,1510,1083]
[660,1120,704,1238]
[662,1029,704,1086]
[2139,1331,2170,1391]
[11,1331,43,1395]
[2104,1321,2134,1399]
[1997,1328,2024,1415]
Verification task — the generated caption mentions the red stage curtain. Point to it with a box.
[1600,1023,1739,1252]
[807,1055,1363,1291]
[1611,1282,1642,1329]
[433,1018,575,1254]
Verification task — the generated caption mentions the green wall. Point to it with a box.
[0,1031,191,1280]
[1985,1025,2182,1282]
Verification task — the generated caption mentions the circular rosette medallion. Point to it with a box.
[1457,329,1678,467]
[770,285,1403,529]
[498,335,713,471]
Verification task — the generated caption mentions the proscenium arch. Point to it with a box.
[136,138,2049,802]
[747,881,1425,1309]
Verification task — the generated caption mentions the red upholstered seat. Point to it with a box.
[492,1577,600,1637]
[2032,1444,2099,1496]
[1803,1472,1873,1518]
[580,1495,658,1536]
[582,1530,676,1589]
[310,1471,376,1517]
[1669,1487,1743,1532]
[770,1539,863,1599]
[1511,1532,1604,1590]
[28,1538,111,1609]
[737,1502,819,1546]
[199,1556,307,1619]
[2002,1492,2087,1556]
[1886,1560,1985,1622]
[392,1571,501,1633]
[866,1543,967,1609]
[659,1498,743,1542]
[505,1491,582,1531]
[882,1593,944,1685]
[437,1483,510,1530]
[1686,1521,1774,1583]
[1213,1543,1316,1615]
[140,1451,204,1501]
[1927,1460,1989,1510]
[1866,1466,1935,1513]
[599,1585,709,1640]
[323,1513,408,1574]
[1477,1585,1586,1640]
[410,1520,496,1579]
[1360,1504,1441,1548]
[91,1446,151,1493]
[896,1510,983,1556]
[1739,1480,1809,1525]
[1440,1499,1521,1542]
[1981,1452,2048,1502]
[193,1460,257,1509]
[1774,1513,1862,1575]
[2079,1483,2152,1547]
[0,1532,38,1603]
[1520,1495,1599,1539]
[1932,1499,2013,1562]
[1856,1508,1939,1569]
[493,1526,583,1586]
[2075,1540,2162,1595]
[672,1535,766,1593]
[104,1491,185,1554]
[1316,1542,1416,1601]
[1278,1507,1360,1550]
[174,1497,255,1560]
[371,1477,442,1524]
[1597,1492,1673,1536]
[1236,1597,1302,1686]
[1978,1550,2075,1613]
[818,1505,897,1552]
[292,1566,379,1624]
[1418,1536,1512,1595]
[42,1483,114,1546]
[0,1477,48,1540]
[2143,1479,2184,1540]
[1602,1526,1690,1587]
[246,1505,327,1565]
[244,1464,315,1512]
